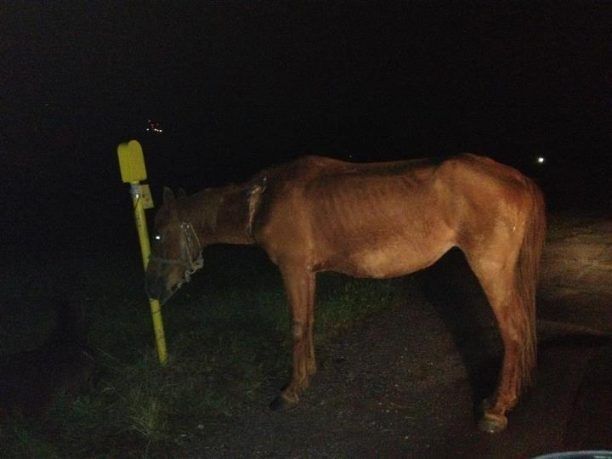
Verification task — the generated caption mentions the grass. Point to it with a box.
[0,245,406,457]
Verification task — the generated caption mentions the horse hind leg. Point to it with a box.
[464,246,534,433]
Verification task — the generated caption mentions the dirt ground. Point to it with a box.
[191,213,612,458]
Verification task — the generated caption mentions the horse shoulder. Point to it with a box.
[249,178,314,262]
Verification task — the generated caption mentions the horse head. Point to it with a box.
[145,187,203,304]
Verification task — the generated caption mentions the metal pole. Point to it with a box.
[117,140,168,365]
[131,183,168,365]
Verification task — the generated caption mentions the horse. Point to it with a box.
[145,153,546,433]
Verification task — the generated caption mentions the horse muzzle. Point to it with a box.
[145,274,175,305]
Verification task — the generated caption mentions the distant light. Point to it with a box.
[145,119,164,134]
[536,156,545,164]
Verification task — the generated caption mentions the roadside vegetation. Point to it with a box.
[0,245,406,457]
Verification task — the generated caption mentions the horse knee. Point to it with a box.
[292,321,306,341]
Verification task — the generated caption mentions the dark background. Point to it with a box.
[2,2,610,254]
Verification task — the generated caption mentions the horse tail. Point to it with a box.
[516,180,546,390]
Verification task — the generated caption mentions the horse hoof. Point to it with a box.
[478,413,508,434]
[269,395,297,411]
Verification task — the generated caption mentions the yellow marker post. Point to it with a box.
[117,140,168,365]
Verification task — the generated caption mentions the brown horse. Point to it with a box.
[145,154,546,433]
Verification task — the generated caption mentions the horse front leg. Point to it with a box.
[270,264,316,411]
[306,288,317,377]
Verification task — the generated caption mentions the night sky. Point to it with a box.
[2,2,610,252]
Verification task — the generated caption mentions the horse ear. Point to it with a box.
[177,188,187,198]
[163,186,175,203]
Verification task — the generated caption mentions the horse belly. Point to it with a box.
[325,242,450,279]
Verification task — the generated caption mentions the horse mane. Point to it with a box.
[177,177,269,245]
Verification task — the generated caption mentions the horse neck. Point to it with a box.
[178,184,254,246]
